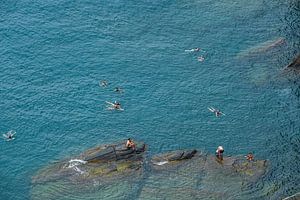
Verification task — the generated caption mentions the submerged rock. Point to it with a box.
[283,192,300,200]
[151,150,267,182]
[32,141,146,185]
[32,145,269,199]
[237,37,286,58]
[151,149,198,170]
[141,151,269,199]
[232,156,267,178]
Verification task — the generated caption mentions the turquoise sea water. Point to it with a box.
[1,0,299,199]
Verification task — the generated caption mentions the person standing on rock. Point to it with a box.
[216,146,224,160]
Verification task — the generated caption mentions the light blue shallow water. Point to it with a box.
[0,0,299,199]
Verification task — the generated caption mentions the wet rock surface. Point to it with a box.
[32,143,269,199]
[283,192,300,200]
[285,54,300,71]
[32,141,146,185]
[151,149,197,167]
[144,151,269,199]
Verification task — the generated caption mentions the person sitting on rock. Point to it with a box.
[245,152,254,161]
[126,138,136,150]
[215,146,224,160]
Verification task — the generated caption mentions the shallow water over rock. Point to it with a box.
[32,142,270,199]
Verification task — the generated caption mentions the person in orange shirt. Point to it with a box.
[245,152,254,161]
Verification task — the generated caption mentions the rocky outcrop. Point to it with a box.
[83,142,146,162]
[32,141,146,184]
[31,143,269,200]
[139,152,269,200]
[150,149,198,170]
[232,156,268,182]
[285,54,300,71]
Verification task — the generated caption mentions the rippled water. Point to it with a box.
[0,0,299,199]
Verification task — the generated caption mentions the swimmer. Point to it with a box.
[3,130,16,141]
[99,80,108,87]
[105,101,124,111]
[208,107,225,117]
[185,48,201,52]
[114,87,123,93]
[197,56,205,62]
[113,101,121,109]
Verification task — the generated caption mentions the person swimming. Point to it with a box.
[3,130,16,141]
[215,110,222,117]
[208,107,225,117]
[105,101,124,111]
[185,48,201,52]
[113,101,121,109]
[100,80,108,87]
[215,146,224,160]
[114,87,123,93]
[197,56,205,62]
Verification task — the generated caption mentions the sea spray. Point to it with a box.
[65,159,87,174]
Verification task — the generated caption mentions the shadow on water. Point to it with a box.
[233,1,300,198]
[261,75,300,199]
[279,0,300,63]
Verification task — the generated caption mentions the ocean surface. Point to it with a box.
[0,0,299,199]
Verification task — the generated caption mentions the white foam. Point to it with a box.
[73,166,85,174]
[67,159,87,168]
[153,161,168,166]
